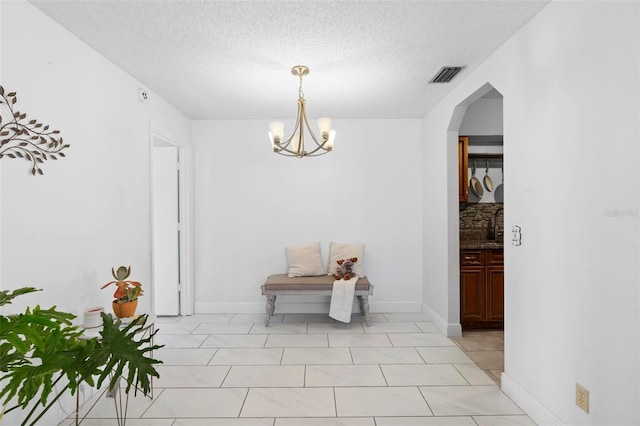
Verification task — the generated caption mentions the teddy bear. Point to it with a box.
[334,257,358,280]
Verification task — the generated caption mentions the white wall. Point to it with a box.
[0,1,191,423]
[193,119,423,313]
[459,98,503,136]
[422,1,639,425]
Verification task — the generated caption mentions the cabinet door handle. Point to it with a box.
[464,256,473,260]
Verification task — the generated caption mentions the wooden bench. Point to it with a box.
[261,274,374,327]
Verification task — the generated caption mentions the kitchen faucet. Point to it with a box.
[493,208,504,241]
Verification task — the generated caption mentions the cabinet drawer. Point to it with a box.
[487,249,504,265]
[461,250,484,266]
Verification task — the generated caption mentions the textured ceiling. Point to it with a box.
[29,1,548,119]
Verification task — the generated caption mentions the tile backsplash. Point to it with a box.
[460,202,504,241]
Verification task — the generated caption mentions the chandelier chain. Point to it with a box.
[298,75,305,100]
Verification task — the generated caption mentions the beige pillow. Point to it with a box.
[286,243,325,277]
[327,242,366,277]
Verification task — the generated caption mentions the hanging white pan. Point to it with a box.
[494,166,504,202]
[483,160,494,192]
[470,160,483,198]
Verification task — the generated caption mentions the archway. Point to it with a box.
[446,82,504,336]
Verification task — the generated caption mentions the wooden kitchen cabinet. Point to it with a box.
[458,136,469,202]
[460,248,503,329]
[460,266,485,322]
[485,266,504,321]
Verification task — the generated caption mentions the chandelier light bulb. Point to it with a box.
[325,130,336,151]
[317,117,333,140]
[269,121,285,150]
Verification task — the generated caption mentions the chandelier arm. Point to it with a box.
[275,146,332,158]
[300,104,324,146]
[305,149,332,157]
[299,104,332,156]
[273,150,306,157]
[277,100,304,154]
[304,109,331,157]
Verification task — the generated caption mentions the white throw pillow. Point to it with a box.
[286,242,325,277]
[327,242,366,278]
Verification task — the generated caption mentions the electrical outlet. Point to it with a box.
[576,383,589,413]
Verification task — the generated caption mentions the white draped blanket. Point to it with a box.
[329,277,358,323]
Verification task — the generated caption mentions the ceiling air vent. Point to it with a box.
[429,66,464,83]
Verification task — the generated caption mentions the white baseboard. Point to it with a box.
[195,301,422,314]
[501,372,563,425]
[370,302,422,313]
[422,303,462,337]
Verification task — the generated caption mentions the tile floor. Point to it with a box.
[452,330,504,386]
[61,313,533,426]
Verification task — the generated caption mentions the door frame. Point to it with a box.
[149,131,194,316]
[446,82,503,336]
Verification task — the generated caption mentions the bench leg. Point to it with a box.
[357,295,366,316]
[265,296,275,327]
[358,295,371,327]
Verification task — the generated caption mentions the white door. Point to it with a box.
[152,145,180,315]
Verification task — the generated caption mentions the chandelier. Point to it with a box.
[268,65,336,157]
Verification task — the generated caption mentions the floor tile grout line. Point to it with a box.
[72,385,108,422]
[416,385,436,417]
[196,332,206,349]
[236,387,251,419]
[385,333,394,347]
[137,387,166,420]
[206,348,219,365]
[378,363,389,387]
[451,363,473,386]
[415,346,429,364]
[219,364,233,387]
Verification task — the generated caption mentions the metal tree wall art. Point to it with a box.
[0,85,69,175]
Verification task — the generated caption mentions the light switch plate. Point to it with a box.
[512,225,522,246]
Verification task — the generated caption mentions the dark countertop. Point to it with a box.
[460,240,504,250]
